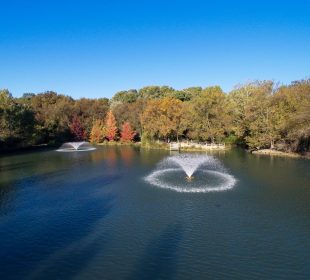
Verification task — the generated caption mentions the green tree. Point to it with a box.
[111,89,138,104]
[229,81,282,149]
[29,91,74,144]
[138,86,175,99]
[273,80,310,152]
[0,89,36,150]
[187,86,232,142]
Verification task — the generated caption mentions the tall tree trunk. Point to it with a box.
[270,139,275,149]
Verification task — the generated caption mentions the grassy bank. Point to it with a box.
[96,141,141,147]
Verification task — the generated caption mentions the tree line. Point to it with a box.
[0,79,309,154]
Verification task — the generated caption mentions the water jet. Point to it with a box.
[56,141,96,152]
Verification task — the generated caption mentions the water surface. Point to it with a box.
[0,147,309,279]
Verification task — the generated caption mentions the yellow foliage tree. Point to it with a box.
[89,119,105,143]
[141,97,184,141]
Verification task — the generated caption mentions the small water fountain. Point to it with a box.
[168,154,207,180]
[56,141,96,152]
[145,154,236,193]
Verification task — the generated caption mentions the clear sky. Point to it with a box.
[1,0,309,99]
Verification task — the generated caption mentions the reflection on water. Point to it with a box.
[0,146,310,280]
[105,147,117,169]
[119,146,135,167]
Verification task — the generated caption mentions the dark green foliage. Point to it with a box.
[112,90,138,103]
[0,90,36,151]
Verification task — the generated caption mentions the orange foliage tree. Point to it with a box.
[89,119,105,143]
[105,111,118,141]
[120,121,136,142]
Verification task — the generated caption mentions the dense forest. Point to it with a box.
[1,79,310,155]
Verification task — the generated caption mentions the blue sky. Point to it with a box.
[1,0,309,98]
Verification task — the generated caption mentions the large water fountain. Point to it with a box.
[145,154,236,193]
[56,141,96,152]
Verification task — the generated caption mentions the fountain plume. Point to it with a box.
[56,142,96,152]
[168,154,208,178]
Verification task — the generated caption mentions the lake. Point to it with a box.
[0,146,309,280]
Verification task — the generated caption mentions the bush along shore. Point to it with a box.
[1,79,309,156]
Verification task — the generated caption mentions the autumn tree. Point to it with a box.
[120,121,136,142]
[89,120,105,143]
[69,115,86,141]
[141,97,185,141]
[74,98,109,137]
[112,99,146,137]
[105,110,118,141]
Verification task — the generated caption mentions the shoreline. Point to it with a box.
[140,142,230,152]
[1,142,309,159]
[252,149,309,159]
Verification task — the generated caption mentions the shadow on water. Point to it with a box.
[25,196,114,280]
[0,161,33,172]
[128,223,183,280]
[0,162,122,216]
[0,187,116,280]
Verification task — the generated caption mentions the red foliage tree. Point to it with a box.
[120,121,136,142]
[69,115,86,141]
[105,111,117,141]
